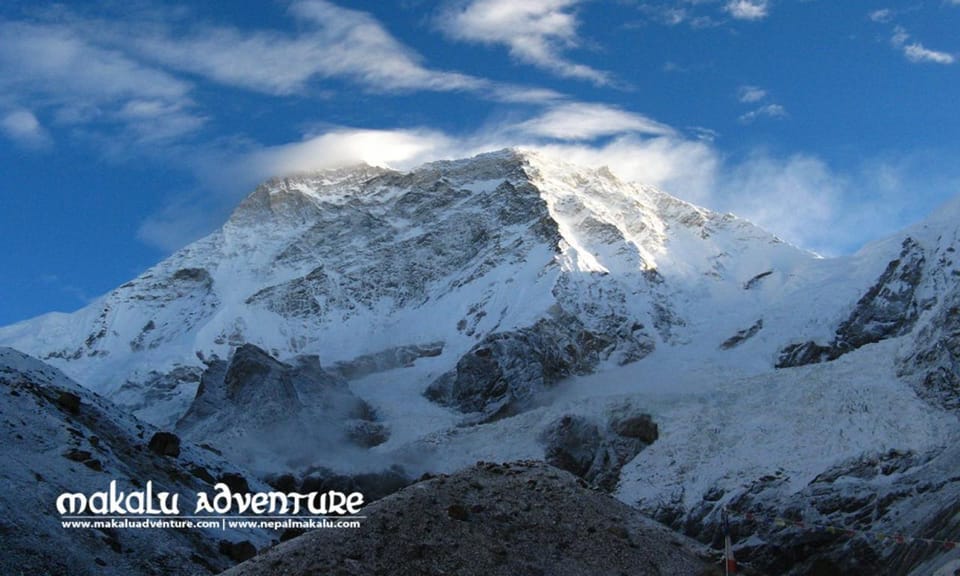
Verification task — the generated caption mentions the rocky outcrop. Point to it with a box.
[424,316,614,421]
[222,461,714,576]
[176,344,386,472]
[329,342,444,380]
[900,295,960,410]
[720,319,763,350]
[540,411,658,491]
[777,238,928,368]
[147,431,181,457]
[649,446,960,576]
[898,243,960,410]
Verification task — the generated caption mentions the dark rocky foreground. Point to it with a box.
[222,461,718,576]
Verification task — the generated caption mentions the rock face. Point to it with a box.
[897,230,960,410]
[660,445,960,576]
[777,238,928,368]
[540,411,658,492]
[176,344,384,472]
[328,342,444,380]
[147,431,181,457]
[423,314,644,421]
[901,288,960,410]
[221,461,715,576]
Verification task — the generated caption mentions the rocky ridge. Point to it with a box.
[222,461,716,576]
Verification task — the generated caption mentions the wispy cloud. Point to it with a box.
[724,0,770,21]
[0,20,203,147]
[890,26,955,64]
[513,102,674,140]
[0,2,569,154]
[134,92,955,259]
[634,1,769,29]
[868,9,893,23]
[1,109,52,149]
[737,85,767,103]
[438,0,610,84]
[734,85,786,123]
[114,0,487,96]
[739,104,787,124]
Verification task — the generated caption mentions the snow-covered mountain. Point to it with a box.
[0,149,817,423]
[3,148,960,574]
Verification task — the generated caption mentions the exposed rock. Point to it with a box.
[0,347,272,576]
[176,344,386,471]
[899,274,960,410]
[219,540,257,563]
[424,315,627,421]
[744,270,774,290]
[328,342,444,380]
[541,411,657,492]
[777,341,835,368]
[64,448,93,462]
[218,472,250,494]
[778,238,927,368]
[296,467,411,503]
[172,267,213,285]
[610,413,659,443]
[221,461,714,576]
[345,420,389,448]
[653,446,960,576]
[56,390,82,413]
[147,431,181,458]
[720,319,764,350]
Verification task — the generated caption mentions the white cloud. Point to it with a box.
[439,0,610,84]
[534,136,720,205]
[738,103,787,123]
[55,1,563,105]
[737,85,767,103]
[718,153,841,252]
[903,43,955,64]
[868,9,893,23]
[136,96,956,258]
[513,103,675,140]
[725,0,770,21]
[226,103,679,183]
[119,0,486,95]
[1,109,51,149]
[890,26,955,65]
[0,20,203,144]
[0,2,570,157]
[246,129,455,178]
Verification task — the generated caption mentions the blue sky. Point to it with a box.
[1,0,959,325]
